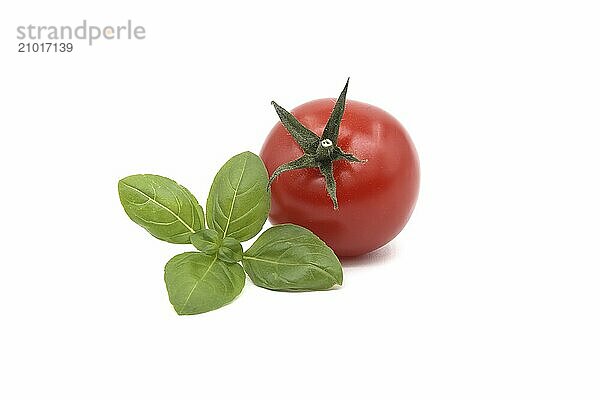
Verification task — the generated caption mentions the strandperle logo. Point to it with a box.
[16,20,146,45]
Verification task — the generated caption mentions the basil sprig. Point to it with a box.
[118,151,343,315]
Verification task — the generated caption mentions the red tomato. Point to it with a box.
[260,98,420,257]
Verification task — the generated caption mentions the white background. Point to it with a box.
[1,1,599,398]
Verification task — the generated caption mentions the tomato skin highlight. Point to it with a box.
[260,98,420,257]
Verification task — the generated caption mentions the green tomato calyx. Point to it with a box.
[268,78,366,209]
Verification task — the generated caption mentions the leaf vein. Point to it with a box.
[121,182,194,233]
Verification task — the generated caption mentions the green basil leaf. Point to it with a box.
[164,252,245,315]
[190,229,243,263]
[218,237,243,263]
[242,224,343,291]
[206,152,270,242]
[118,174,204,244]
[190,229,220,254]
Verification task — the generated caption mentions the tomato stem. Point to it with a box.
[267,79,366,209]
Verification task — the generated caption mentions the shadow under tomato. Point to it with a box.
[339,242,398,268]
